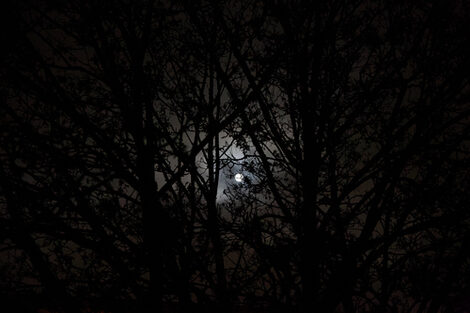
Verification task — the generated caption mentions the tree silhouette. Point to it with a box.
[1,1,469,313]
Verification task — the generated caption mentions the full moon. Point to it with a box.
[235,173,244,182]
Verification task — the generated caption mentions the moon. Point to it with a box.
[235,173,244,182]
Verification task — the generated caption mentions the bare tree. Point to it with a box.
[212,0,470,312]
[1,1,469,313]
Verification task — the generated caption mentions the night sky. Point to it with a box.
[1,1,470,313]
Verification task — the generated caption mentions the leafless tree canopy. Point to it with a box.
[1,1,469,312]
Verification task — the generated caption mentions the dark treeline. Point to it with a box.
[1,1,470,312]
